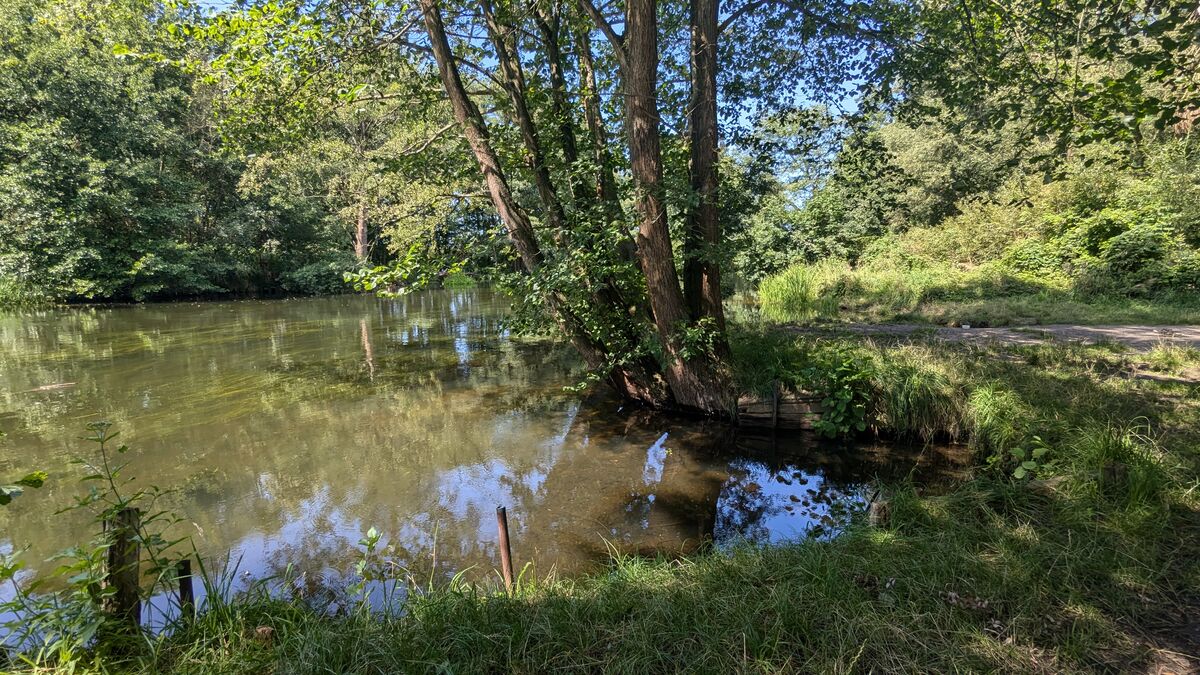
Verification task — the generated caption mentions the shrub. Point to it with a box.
[1100,223,1170,290]
[897,196,1039,268]
[442,271,477,289]
[0,277,53,309]
[280,252,358,296]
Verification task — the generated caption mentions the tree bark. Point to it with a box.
[625,0,730,415]
[354,201,369,261]
[420,0,666,405]
[480,0,569,237]
[684,0,727,330]
[420,0,542,272]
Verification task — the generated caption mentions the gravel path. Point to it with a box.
[786,324,1200,351]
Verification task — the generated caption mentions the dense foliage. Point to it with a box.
[1,0,1197,402]
[0,0,487,304]
[753,135,1200,325]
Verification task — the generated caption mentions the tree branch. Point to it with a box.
[577,0,626,71]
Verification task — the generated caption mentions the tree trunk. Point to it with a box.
[419,0,666,406]
[684,0,727,330]
[481,0,569,237]
[421,0,541,272]
[354,201,369,261]
[625,0,730,415]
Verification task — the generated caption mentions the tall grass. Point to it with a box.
[867,345,965,442]
[756,258,846,321]
[1144,341,1200,374]
[756,260,1021,324]
[757,260,1200,326]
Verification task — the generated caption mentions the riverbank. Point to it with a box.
[753,260,1200,329]
[71,335,1200,673]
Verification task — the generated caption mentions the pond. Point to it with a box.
[0,290,965,601]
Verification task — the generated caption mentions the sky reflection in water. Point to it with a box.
[0,290,966,606]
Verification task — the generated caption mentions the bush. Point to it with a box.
[280,252,358,296]
[0,277,53,309]
[442,271,477,289]
[128,245,228,301]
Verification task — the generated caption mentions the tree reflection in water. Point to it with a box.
[0,290,968,603]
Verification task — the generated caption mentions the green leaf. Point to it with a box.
[15,471,47,488]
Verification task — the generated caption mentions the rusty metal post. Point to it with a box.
[496,505,515,592]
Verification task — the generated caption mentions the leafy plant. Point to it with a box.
[676,317,722,362]
[803,345,873,438]
[1009,439,1051,480]
[1,422,190,666]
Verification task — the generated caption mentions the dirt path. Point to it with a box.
[786,324,1200,351]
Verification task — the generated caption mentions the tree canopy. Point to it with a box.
[2,0,1197,413]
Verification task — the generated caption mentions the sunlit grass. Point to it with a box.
[1144,341,1200,375]
[757,261,1200,326]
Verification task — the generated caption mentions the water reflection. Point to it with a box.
[0,290,966,600]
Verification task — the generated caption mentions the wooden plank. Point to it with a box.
[104,507,141,630]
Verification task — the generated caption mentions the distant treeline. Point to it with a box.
[0,0,496,307]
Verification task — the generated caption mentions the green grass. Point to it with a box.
[1144,342,1200,375]
[146,468,1197,674]
[756,261,1200,326]
[9,336,1200,673]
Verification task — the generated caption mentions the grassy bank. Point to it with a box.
[755,148,1200,328]
[4,334,1189,673]
[756,259,1200,327]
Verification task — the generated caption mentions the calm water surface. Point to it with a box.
[0,290,964,598]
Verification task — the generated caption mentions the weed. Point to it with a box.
[1144,341,1200,374]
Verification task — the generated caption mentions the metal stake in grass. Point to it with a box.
[496,505,515,592]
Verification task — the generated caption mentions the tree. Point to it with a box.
[886,0,1200,159]
[188,0,1200,417]
[408,0,736,413]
